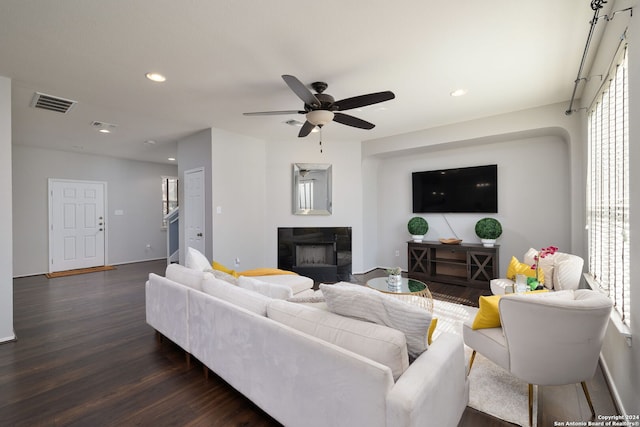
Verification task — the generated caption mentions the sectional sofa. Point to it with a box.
[145,263,469,427]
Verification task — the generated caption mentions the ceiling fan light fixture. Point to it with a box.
[306,110,334,126]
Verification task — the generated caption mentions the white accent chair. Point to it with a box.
[463,290,612,426]
[491,248,584,295]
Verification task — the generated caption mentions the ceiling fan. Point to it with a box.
[243,75,395,137]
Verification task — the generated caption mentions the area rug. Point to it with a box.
[431,299,529,427]
[45,265,116,278]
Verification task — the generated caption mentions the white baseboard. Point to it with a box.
[599,354,628,417]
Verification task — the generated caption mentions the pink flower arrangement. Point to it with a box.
[531,245,558,282]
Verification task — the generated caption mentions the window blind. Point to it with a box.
[586,47,630,326]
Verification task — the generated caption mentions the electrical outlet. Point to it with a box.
[234,257,240,267]
[395,250,400,257]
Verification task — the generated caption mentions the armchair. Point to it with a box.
[491,248,584,295]
[463,290,612,426]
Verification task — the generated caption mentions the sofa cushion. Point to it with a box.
[202,276,271,316]
[267,300,409,380]
[320,282,432,359]
[253,274,314,295]
[238,276,293,300]
[185,247,212,271]
[166,263,206,291]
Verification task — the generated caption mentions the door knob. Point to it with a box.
[197,233,203,237]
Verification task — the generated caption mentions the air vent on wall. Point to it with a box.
[30,92,77,114]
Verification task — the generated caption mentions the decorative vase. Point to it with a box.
[481,238,496,247]
[411,234,424,242]
[387,274,402,291]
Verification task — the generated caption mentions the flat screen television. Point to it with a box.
[412,164,498,213]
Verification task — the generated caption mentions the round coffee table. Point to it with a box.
[366,276,433,312]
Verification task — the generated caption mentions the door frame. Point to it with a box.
[48,178,109,273]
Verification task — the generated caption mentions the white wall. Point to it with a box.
[0,76,14,342]
[363,102,584,263]
[12,145,178,276]
[265,137,364,272]
[211,128,266,270]
[177,129,213,263]
[369,135,571,274]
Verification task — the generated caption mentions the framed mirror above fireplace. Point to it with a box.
[292,163,332,215]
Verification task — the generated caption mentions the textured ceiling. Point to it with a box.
[0,0,603,164]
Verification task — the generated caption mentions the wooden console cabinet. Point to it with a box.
[408,241,499,289]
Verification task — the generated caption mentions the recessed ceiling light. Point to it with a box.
[146,72,166,83]
[91,120,117,133]
[168,157,176,161]
[144,140,156,145]
[450,89,467,97]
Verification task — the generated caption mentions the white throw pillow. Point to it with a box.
[320,282,433,358]
[185,247,212,271]
[267,300,409,380]
[238,276,293,300]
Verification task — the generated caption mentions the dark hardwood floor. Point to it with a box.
[0,261,617,426]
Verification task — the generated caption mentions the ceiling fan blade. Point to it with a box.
[333,91,395,111]
[243,110,304,116]
[298,120,316,137]
[282,75,320,108]
[333,112,375,130]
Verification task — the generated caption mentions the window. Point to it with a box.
[162,176,178,228]
[298,180,314,211]
[586,47,630,327]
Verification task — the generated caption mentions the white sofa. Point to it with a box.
[146,264,469,427]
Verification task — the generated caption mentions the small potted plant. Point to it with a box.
[386,267,402,291]
[407,217,429,242]
[475,217,502,247]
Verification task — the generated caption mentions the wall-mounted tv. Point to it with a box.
[412,164,498,213]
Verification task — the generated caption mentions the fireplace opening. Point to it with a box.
[278,227,352,283]
[295,243,336,267]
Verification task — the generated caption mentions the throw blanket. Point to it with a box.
[239,268,298,276]
[212,261,298,278]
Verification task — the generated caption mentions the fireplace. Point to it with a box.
[278,227,352,283]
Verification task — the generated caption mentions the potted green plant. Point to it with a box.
[475,217,502,247]
[407,217,429,242]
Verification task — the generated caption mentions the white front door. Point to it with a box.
[49,179,106,272]
[184,168,206,255]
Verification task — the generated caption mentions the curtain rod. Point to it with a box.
[565,2,634,115]
[565,0,608,116]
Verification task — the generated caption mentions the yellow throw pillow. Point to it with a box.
[471,290,550,330]
[212,260,239,278]
[471,295,502,330]
[505,256,544,284]
[428,317,438,345]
